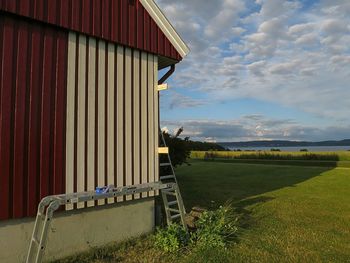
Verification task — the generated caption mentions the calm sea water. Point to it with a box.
[226,146,350,152]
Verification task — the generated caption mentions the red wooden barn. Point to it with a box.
[0,0,189,261]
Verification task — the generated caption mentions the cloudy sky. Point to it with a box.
[156,0,350,142]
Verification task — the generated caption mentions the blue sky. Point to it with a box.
[156,0,350,142]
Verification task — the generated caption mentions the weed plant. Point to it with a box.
[154,224,189,252]
[154,205,239,253]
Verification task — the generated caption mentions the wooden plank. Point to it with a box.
[77,35,86,209]
[65,32,76,210]
[53,30,69,197]
[97,40,106,205]
[133,50,141,199]
[148,54,155,197]
[116,45,124,202]
[40,28,54,202]
[0,18,14,219]
[107,43,115,204]
[27,25,42,216]
[153,56,159,195]
[125,47,132,201]
[158,147,169,154]
[157,83,168,91]
[140,51,148,198]
[87,37,96,207]
[12,25,29,218]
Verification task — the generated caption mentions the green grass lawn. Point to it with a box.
[55,161,350,263]
[178,161,350,262]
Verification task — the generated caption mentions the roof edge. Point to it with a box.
[140,0,190,58]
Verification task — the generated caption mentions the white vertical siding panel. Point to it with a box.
[116,45,124,202]
[153,56,159,195]
[107,43,115,204]
[97,40,106,205]
[148,54,155,197]
[133,50,141,199]
[77,35,86,209]
[140,52,148,198]
[66,35,159,206]
[125,48,133,201]
[87,38,96,207]
[66,32,76,210]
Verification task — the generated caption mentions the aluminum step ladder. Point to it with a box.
[26,182,182,263]
[159,128,187,230]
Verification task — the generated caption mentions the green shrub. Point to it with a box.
[154,224,189,252]
[154,205,239,254]
[162,132,191,167]
[192,205,238,248]
[270,148,281,152]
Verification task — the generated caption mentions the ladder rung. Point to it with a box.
[163,190,176,196]
[160,163,171,167]
[37,212,46,220]
[168,201,178,206]
[32,237,40,245]
[167,208,180,213]
[171,214,181,220]
[160,175,175,180]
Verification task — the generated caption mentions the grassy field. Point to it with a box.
[178,161,350,262]
[191,150,350,161]
[55,161,350,263]
[197,158,350,168]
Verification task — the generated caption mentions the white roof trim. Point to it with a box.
[139,0,190,58]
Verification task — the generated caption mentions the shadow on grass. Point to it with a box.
[175,161,335,243]
[176,160,333,214]
[234,196,275,230]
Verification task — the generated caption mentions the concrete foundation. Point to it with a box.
[0,198,155,263]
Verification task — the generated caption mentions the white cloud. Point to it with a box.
[331,55,350,65]
[217,56,244,76]
[155,0,350,134]
[257,0,301,18]
[300,67,317,76]
[204,0,245,40]
[247,60,266,77]
[165,91,207,110]
[269,60,299,75]
[162,116,350,142]
[321,19,349,34]
[258,18,286,37]
[244,32,278,59]
[231,27,246,36]
[295,33,319,46]
[288,23,316,35]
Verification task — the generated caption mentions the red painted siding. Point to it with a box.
[0,0,182,61]
[0,15,68,220]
